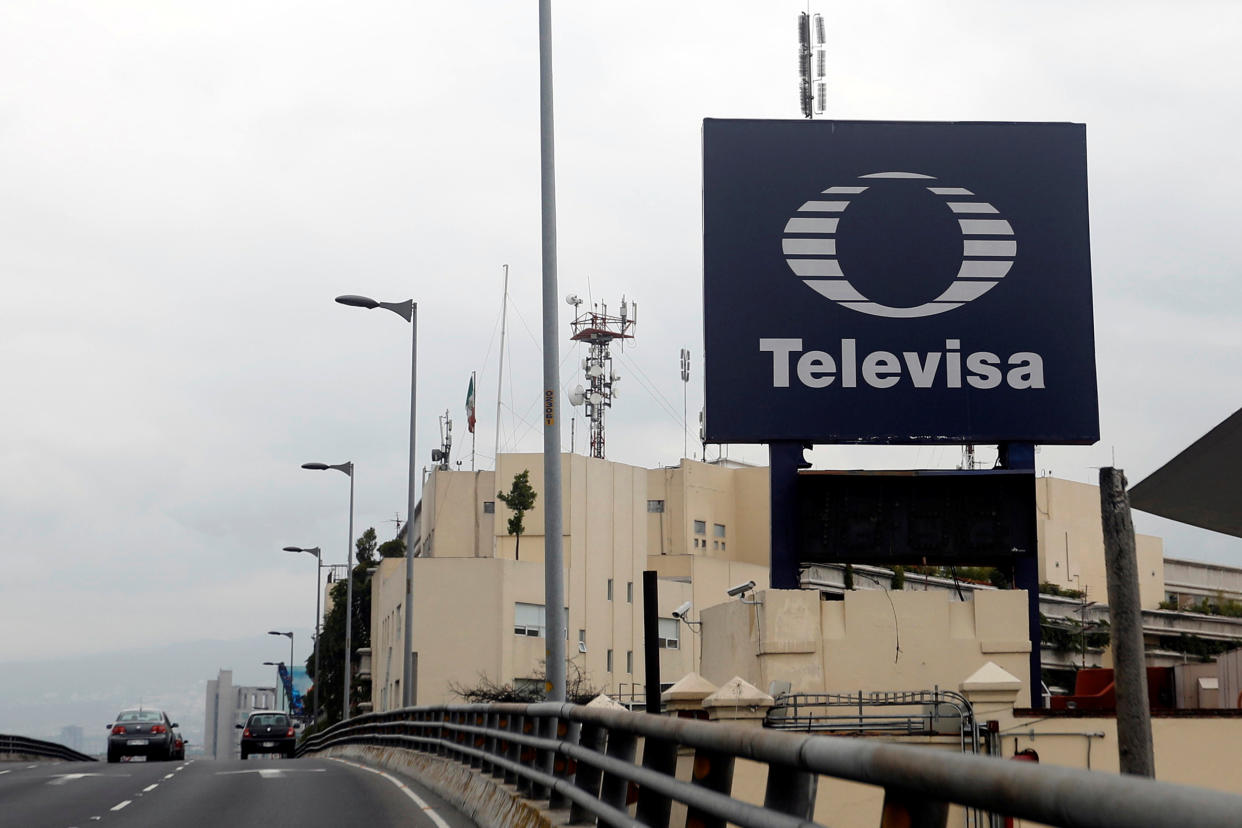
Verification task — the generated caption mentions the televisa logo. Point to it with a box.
[760,338,1044,390]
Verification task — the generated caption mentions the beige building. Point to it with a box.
[369,453,769,710]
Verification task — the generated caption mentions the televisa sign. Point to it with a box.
[702,119,1099,445]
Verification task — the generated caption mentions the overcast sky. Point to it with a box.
[3,1,1241,723]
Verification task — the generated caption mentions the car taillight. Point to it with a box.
[111,725,126,735]
[151,725,166,734]
[242,728,251,737]
[286,728,295,737]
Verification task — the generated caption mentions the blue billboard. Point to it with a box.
[703,119,1098,445]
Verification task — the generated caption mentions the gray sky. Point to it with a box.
[3,0,1241,716]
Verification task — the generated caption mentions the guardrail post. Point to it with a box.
[492,712,509,779]
[532,714,555,801]
[685,748,735,828]
[471,711,486,769]
[569,722,607,825]
[635,735,678,828]
[598,729,637,814]
[516,714,537,796]
[880,788,948,828]
[548,718,578,810]
[436,709,448,757]
[504,713,523,786]
[456,711,470,764]
[763,764,818,821]
[482,711,499,774]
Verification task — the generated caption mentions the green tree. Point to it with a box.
[497,469,537,560]
[305,527,391,730]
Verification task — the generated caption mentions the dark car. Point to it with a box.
[170,730,186,760]
[237,711,296,759]
[107,708,178,763]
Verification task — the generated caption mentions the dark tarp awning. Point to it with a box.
[1130,406,1242,539]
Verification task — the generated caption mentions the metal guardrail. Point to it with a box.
[0,733,96,762]
[297,702,1242,828]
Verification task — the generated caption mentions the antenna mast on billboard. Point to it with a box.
[798,10,827,118]
[566,294,636,459]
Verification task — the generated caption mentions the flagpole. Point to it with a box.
[470,370,477,471]
[494,264,509,471]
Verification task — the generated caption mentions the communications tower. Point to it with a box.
[566,294,636,459]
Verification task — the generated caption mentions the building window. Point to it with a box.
[514,603,567,638]
[647,499,665,513]
[606,649,614,672]
[721,542,725,551]
[578,629,586,651]
[712,541,719,550]
[607,579,613,600]
[514,602,545,637]
[657,618,680,649]
[713,523,726,538]
[483,501,495,514]
[694,520,706,535]
[626,581,633,603]
[514,678,542,695]
[626,650,633,674]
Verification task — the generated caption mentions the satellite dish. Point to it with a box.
[568,386,585,406]
[586,364,604,378]
[565,294,582,307]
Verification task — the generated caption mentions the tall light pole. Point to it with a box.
[301,461,356,719]
[334,294,418,708]
[538,0,566,701]
[284,545,323,724]
[262,662,285,712]
[267,632,294,712]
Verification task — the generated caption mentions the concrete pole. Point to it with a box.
[343,466,355,721]
[538,0,566,703]
[404,307,418,707]
[1099,467,1155,777]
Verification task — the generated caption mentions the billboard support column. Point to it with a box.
[769,442,810,590]
[1000,441,1043,708]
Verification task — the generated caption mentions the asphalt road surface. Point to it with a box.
[0,755,477,828]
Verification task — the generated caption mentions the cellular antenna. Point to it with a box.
[798,10,827,118]
[567,294,637,459]
[680,349,690,460]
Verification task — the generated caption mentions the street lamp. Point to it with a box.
[267,631,294,713]
[334,293,418,708]
[284,545,323,725]
[301,460,355,721]
[262,662,285,712]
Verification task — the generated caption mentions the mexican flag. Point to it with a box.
[465,374,476,434]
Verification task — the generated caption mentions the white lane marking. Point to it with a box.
[110,800,132,811]
[143,783,158,792]
[176,765,185,770]
[329,758,452,828]
[0,770,10,775]
[215,768,326,779]
[163,773,175,779]
[47,773,130,786]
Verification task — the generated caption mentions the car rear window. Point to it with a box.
[117,710,163,722]
[250,714,289,727]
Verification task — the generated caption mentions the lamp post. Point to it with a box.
[267,631,294,713]
[262,662,285,712]
[284,546,323,725]
[334,294,418,708]
[301,461,355,720]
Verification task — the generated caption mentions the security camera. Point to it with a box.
[672,601,692,619]
[726,580,756,598]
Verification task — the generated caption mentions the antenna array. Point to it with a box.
[566,295,637,459]
[798,11,827,118]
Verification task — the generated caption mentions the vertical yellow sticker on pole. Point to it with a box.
[544,389,555,425]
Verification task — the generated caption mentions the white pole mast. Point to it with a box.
[494,264,509,470]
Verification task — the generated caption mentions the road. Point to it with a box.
[0,755,476,828]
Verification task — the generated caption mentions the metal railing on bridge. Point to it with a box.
[297,702,1242,828]
[0,733,96,762]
